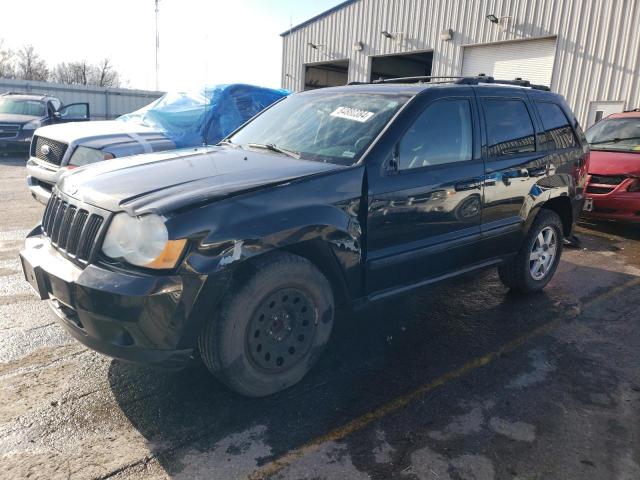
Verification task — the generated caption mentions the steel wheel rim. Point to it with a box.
[529,226,557,280]
[246,288,317,373]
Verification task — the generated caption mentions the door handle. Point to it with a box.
[455,179,483,191]
[502,168,530,185]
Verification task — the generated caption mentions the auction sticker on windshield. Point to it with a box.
[330,106,375,123]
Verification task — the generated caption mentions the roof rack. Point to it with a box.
[349,74,551,91]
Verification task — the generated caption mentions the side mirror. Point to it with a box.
[388,144,400,172]
[53,111,62,121]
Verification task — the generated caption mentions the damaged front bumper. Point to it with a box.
[19,228,209,369]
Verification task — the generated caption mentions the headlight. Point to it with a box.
[22,120,42,130]
[102,213,186,269]
[69,146,115,167]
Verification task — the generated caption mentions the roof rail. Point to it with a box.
[623,107,640,112]
[0,91,48,97]
[455,75,551,91]
[371,75,465,84]
[348,74,551,91]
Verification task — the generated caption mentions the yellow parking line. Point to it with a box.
[248,276,640,480]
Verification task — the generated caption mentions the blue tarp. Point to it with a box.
[117,84,289,148]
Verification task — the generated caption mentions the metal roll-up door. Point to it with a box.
[462,38,557,86]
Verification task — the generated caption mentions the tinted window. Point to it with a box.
[397,99,473,170]
[483,99,536,157]
[536,102,577,149]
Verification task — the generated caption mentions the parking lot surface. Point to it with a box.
[1,154,639,480]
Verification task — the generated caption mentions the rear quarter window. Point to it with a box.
[535,101,578,150]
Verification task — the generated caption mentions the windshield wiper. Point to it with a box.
[246,143,300,159]
[590,136,640,145]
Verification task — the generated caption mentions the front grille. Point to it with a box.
[594,206,617,214]
[0,123,20,139]
[32,135,68,165]
[42,192,108,266]
[586,185,614,194]
[589,175,626,186]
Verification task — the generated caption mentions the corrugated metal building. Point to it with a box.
[281,0,640,126]
[0,78,163,120]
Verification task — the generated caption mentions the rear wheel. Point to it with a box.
[498,209,563,293]
[198,252,334,397]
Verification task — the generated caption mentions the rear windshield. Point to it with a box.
[228,91,410,165]
[0,98,45,116]
[586,117,640,153]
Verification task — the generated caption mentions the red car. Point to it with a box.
[583,110,640,222]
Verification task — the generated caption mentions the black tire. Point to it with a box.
[198,252,334,397]
[498,209,564,293]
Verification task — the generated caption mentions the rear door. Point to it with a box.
[477,90,548,259]
[366,88,484,293]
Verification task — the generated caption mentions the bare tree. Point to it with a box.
[53,58,121,87]
[51,62,75,84]
[16,45,48,81]
[52,60,90,85]
[93,58,120,87]
[0,39,15,78]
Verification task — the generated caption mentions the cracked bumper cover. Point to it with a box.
[19,230,214,369]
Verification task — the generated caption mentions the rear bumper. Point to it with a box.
[583,177,640,223]
[19,230,209,369]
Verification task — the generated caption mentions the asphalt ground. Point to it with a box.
[1,153,639,480]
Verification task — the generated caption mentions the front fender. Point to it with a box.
[171,165,365,298]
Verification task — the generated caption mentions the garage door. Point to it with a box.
[462,38,557,86]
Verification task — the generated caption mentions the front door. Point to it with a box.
[366,91,484,294]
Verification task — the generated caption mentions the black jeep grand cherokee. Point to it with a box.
[20,77,589,397]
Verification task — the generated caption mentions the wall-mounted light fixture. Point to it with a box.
[440,28,453,41]
[353,41,364,51]
[485,14,512,31]
[381,30,395,39]
[307,42,324,50]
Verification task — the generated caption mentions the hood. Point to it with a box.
[588,149,640,176]
[58,146,345,215]
[0,113,40,124]
[34,120,162,144]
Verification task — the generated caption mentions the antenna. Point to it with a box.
[155,0,160,91]
[202,39,209,147]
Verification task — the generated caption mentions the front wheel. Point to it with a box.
[198,252,334,397]
[498,209,563,293]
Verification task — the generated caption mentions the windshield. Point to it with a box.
[585,117,640,153]
[0,98,45,117]
[228,91,410,165]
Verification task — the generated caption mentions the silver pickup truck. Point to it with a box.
[26,121,175,204]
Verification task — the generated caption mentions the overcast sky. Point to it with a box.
[1,0,342,92]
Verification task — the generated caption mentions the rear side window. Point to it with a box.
[397,99,473,170]
[483,99,536,157]
[535,102,578,149]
